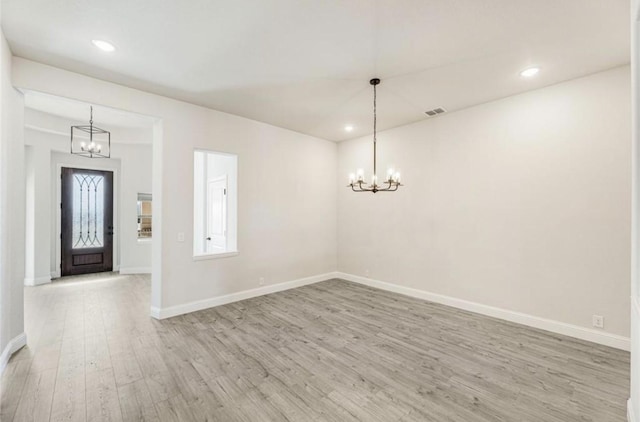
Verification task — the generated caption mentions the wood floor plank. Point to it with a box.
[86,368,123,421]
[110,351,143,387]
[85,334,112,374]
[29,341,62,374]
[50,361,86,422]
[154,394,196,422]
[117,379,160,422]
[0,359,32,421]
[12,368,57,422]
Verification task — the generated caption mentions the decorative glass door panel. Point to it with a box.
[72,173,105,248]
[62,168,113,276]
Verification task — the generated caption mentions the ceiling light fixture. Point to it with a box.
[348,78,402,193]
[520,67,540,78]
[344,125,354,132]
[70,106,111,158]
[91,39,116,52]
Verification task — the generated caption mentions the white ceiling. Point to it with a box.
[2,0,630,141]
[24,91,155,144]
[24,91,156,129]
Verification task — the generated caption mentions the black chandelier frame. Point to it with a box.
[348,78,402,193]
[70,106,111,159]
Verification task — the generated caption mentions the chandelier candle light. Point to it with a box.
[70,106,111,158]
[348,78,402,193]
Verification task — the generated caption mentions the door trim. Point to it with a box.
[54,161,120,278]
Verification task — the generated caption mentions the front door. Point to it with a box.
[61,167,114,276]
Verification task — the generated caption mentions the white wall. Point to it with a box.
[22,126,153,279]
[119,144,153,273]
[630,1,640,419]
[12,58,338,315]
[0,28,25,363]
[24,143,51,284]
[339,66,631,340]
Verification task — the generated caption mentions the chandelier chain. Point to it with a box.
[373,80,377,177]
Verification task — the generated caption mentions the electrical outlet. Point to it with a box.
[365,269,370,277]
[259,277,265,286]
[592,315,604,329]
[177,232,185,242]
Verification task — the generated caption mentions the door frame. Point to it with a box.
[61,167,114,276]
[54,161,120,278]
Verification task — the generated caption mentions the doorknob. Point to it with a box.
[206,237,211,241]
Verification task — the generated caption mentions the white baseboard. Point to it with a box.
[24,275,51,286]
[337,272,631,351]
[630,298,640,422]
[119,267,151,275]
[150,306,161,319]
[0,333,27,376]
[51,270,60,279]
[150,272,339,319]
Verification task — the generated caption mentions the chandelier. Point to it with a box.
[348,78,402,193]
[70,106,111,158]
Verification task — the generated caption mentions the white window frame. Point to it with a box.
[137,192,153,241]
[193,149,238,260]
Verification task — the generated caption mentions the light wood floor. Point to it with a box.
[0,273,630,421]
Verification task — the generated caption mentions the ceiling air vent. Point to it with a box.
[425,107,446,117]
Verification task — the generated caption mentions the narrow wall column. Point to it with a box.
[630,1,640,420]
[24,143,51,285]
[0,30,26,360]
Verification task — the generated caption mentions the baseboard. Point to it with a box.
[336,272,631,351]
[0,333,27,376]
[24,275,51,286]
[119,267,151,275]
[150,271,340,319]
[630,298,640,422]
[150,306,161,319]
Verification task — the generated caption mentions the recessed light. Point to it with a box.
[520,67,540,78]
[91,39,116,52]
[344,125,354,132]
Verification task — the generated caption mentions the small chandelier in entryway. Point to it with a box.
[348,78,402,193]
[70,106,111,158]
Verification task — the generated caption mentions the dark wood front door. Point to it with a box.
[61,167,114,276]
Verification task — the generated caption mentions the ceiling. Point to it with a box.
[24,91,155,144]
[2,0,630,141]
[24,91,156,129]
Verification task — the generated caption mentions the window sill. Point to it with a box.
[193,251,239,261]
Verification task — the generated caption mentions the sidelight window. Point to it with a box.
[137,193,152,239]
